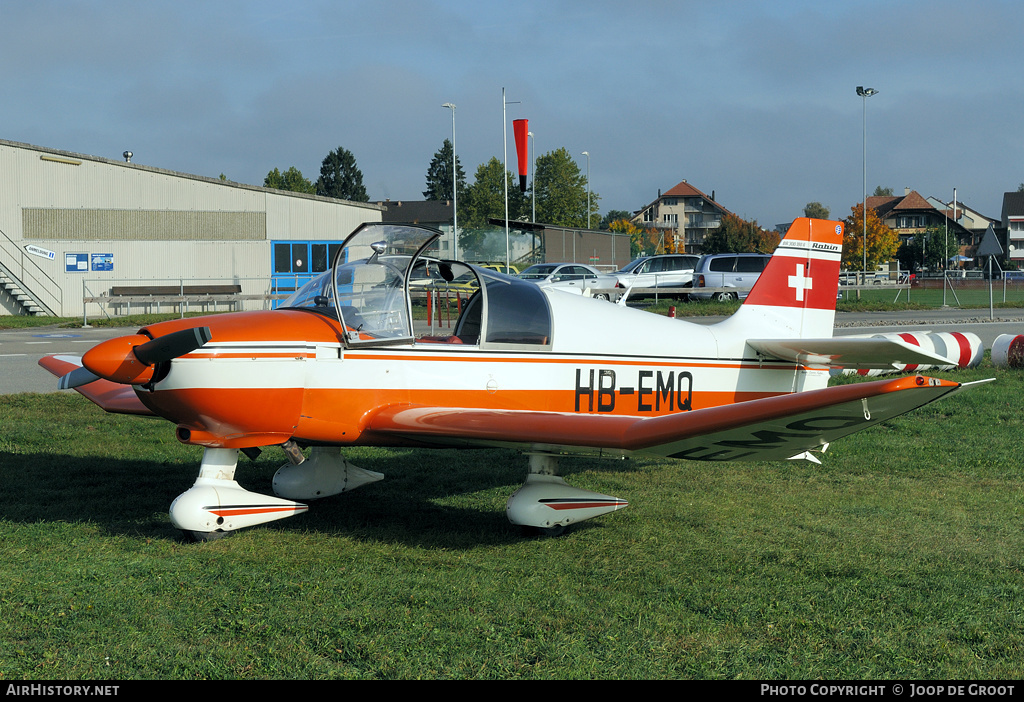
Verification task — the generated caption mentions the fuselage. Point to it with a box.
[134,289,827,451]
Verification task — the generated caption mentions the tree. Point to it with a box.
[896,225,960,273]
[873,185,894,197]
[701,213,779,254]
[601,210,633,230]
[803,202,830,219]
[264,166,316,194]
[423,139,466,202]
[316,147,368,201]
[609,218,653,258]
[533,148,598,227]
[842,203,899,271]
[460,157,527,234]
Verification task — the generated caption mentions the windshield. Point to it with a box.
[519,264,558,280]
[618,258,648,274]
[282,223,440,344]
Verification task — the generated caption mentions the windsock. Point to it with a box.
[992,334,1024,369]
[513,119,529,192]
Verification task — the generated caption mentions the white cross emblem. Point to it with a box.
[788,264,813,301]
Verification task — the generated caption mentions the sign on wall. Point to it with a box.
[65,253,89,272]
[91,253,114,272]
[25,244,56,261]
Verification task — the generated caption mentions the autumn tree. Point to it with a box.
[601,210,633,230]
[316,146,368,201]
[264,166,315,194]
[608,218,657,258]
[842,203,899,272]
[701,213,778,254]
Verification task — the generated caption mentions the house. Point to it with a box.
[631,180,733,254]
[868,188,974,263]
[924,195,996,253]
[1000,191,1024,264]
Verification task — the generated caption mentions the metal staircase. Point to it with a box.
[1,228,60,316]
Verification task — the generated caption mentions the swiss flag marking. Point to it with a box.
[788,264,813,302]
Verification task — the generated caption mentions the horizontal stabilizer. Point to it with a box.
[747,336,957,369]
[38,355,155,416]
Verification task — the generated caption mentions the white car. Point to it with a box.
[614,254,700,297]
[518,263,618,300]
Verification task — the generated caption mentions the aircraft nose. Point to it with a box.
[75,327,212,386]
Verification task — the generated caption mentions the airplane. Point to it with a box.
[39,218,989,541]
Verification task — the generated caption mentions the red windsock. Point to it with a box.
[513,119,529,192]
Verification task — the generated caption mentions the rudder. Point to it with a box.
[716,218,844,339]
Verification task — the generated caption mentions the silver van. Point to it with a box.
[690,252,771,301]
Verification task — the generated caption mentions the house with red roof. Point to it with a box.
[630,180,733,254]
[868,188,974,263]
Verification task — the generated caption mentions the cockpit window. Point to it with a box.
[482,276,551,346]
[279,222,552,350]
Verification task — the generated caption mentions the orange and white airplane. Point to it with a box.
[40,218,985,540]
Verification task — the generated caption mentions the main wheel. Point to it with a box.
[523,524,568,538]
[184,529,229,542]
[714,291,736,302]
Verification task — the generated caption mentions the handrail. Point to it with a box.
[0,227,63,315]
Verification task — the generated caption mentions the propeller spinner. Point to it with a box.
[60,327,212,389]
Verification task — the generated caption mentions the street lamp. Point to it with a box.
[442,102,458,260]
[857,86,878,286]
[581,151,590,229]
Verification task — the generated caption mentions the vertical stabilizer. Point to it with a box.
[714,218,844,340]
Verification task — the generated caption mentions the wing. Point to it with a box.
[747,337,956,369]
[366,375,985,462]
[38,355,155,416]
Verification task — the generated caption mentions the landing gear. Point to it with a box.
[169,448,309,541]
[505,454,628,536]
[170,445,383,541]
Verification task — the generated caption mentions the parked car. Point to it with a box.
[407,256,478,293]
[517,262,618,300]
[614,254,700,295]
[1003,270,1024,282]
[476,263,521,276]
[690,252,772,301]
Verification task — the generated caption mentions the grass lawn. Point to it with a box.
[1,360,1022,680]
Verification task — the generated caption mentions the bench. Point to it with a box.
[86,284,247,315]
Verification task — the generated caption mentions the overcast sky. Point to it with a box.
[3,0,1022,228]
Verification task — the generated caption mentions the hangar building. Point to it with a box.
[0,139,383,318]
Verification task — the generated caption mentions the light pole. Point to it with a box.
[857,86,878,286]
[581,151,590,229]
[442,102,457,260]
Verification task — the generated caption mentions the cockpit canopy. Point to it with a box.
[281,223,552,349]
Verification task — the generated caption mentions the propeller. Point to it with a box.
[134,327,212,365]
[58,366,101,390]
[59,326,213,389]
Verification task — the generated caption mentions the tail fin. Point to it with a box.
[716,217,844,339]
